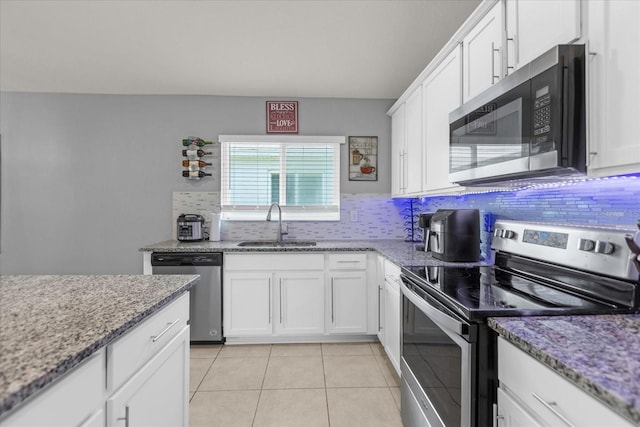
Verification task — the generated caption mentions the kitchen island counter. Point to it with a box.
[0,274,198,416]
[139,239,492,268]
[489,315,640,424]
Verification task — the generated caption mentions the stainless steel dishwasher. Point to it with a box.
[151,252,223,343]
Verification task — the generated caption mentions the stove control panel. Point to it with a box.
[492,220,639,281]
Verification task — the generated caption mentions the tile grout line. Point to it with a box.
[321,344,332,427]
[189,349,220,402]
[251,345,273,427]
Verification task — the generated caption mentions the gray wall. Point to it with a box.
[0,93,394,274]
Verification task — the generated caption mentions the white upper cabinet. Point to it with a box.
[391,86,423,197]
[462,1,504,102]
[404,87,424,195]
[586,0,640,176]
[390,104,406,197]
[422,45,462,194]
[505,0,581,74]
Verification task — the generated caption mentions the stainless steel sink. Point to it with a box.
[237,240,317,247]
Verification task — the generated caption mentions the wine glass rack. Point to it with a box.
[181,136,214,180]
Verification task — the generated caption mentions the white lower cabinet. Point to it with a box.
[376,255,385,344]
[224,271,273,336]
[106,326,190,427]
[3,294,190,427]
[275,271,325,335]
[381,259,401,376]
[223,252,372,340]
[328,271,368,333]
[496,387,541,427]
[1,350,105,427]
[497,337,633,427]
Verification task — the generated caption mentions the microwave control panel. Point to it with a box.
[533,85,552,143]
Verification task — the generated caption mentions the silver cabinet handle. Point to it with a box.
[505,37,516,75]
[151,319,179,342]
[402,150,408,191]
[491,42,501,83]
[279,279,283,324]
[331,278,335,324]
[398,152,405,192]
[532,392,576,427]
[117,405,129,427]
[268,278,272,324]
[378,285,383,332]
[337,260,360,264]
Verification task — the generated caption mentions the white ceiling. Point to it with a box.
[0,0,481,99]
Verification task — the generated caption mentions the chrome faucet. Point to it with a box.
[266,202,287,242]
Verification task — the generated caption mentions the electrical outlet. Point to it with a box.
[350,211,358,222]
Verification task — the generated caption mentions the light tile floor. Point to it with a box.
[189,342,403,427]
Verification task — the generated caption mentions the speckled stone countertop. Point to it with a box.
[489,315,640,424]
[0,274,199,416]
[139,239,492,268]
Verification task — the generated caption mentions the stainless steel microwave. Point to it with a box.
[449,45,586,186]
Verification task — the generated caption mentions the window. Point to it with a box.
[219,135,344,221]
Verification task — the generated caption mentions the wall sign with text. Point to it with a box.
[266,101,298,133]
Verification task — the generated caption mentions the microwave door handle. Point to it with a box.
[400,278,466,335]
[561,63,570,163]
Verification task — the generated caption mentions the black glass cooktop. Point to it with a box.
[401,265,625,321]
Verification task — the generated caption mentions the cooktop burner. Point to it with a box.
[401,264,626,321]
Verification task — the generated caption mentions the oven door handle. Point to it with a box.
[400,278,468,336]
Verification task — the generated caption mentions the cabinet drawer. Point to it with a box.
[108,293,189,392]
[498,337,632,426]
[226,254,324,271]
[2,350,104,427]
[328,253,367,270]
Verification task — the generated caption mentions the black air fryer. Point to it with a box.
[429,209,480,262]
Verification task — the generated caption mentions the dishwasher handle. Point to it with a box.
[151,252,222,267]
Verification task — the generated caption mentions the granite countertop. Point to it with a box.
[139,239,492,268]
[489,315,640,424]
[0,274,199,416]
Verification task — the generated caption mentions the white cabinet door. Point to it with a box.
[376,256,385,343]
[391,104,406,197]
[107,326,189,427]
[404,86,423,195]
[275,271,325,335]
[2,351,105,427]
[422,45,462,194]
[505,0,581,74]
[224,271,272,336]
[384,276,401,376]
[587,0,640,176]
[462,1,504,102]
[498,337,633,427]
[497,387,542,427]
[329,271,368,334]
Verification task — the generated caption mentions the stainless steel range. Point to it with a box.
[400,220,640,427]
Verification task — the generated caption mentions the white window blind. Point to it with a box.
[219,135,345,221]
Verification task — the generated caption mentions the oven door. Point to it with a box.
[400,275,477,427]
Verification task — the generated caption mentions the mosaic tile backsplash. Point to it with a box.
[172,174,640,251]
[407,174,640,260]
[172,192,406,241]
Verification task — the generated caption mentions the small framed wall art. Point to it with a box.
[348,136,378,181]
[266,101,298,133]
